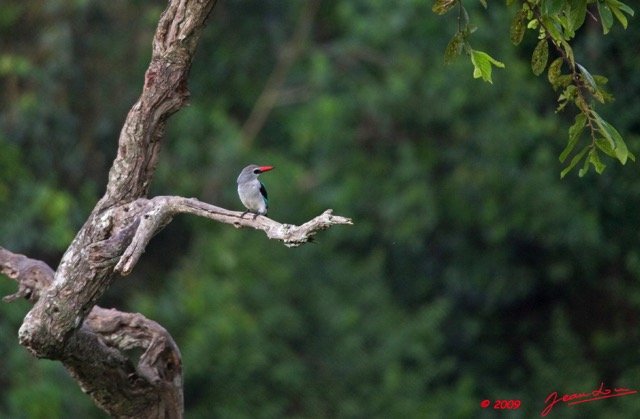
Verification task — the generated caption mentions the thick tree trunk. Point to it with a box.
[0,0,351,417]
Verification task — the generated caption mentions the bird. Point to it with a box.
[237,164,274,219]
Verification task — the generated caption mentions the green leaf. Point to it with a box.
[444,32,464,64]
[561,145,589,178]
[566,0,587,36]
[432,0,458,15]
[479,0,488,9]
[598,1,614,34]
[531,39,549,76]
[506,0,517,6]
[510,9,526,45]
[609,0,635,17]
[579,148,591,177]
[460,5,470,28]
[557,84,577,112]
[547,57,563,89]
[470,49,505,84]
[576,63,598,92]
[543,0,564,15]
[593,88,606,104]
[581,71,606,104]
[555,75,573,90]
[610,7,628,28]
[592,75,609,85]
[591,111,616,150]
[591,111,630,164]
[560,113,587,163]
[589,149,606,174]
[541,16,564,41]
[602,119,629,164]
[560,40,574,67]
[595,137,617,158]
[608,0,634,28]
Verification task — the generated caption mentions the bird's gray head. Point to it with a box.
[237,164,274,184]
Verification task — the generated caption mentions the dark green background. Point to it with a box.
[1,1,640,418]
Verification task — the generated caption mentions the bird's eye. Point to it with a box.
[253,169,260,174]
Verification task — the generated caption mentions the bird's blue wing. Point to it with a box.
[259,181,269,207]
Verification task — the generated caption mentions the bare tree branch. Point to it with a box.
[106,196,353,275]
[84,196,352,276]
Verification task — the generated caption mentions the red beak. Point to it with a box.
[259,166,274,173]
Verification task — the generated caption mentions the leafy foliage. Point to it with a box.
[434,0,635,176]
[516,0,635,176]
[436,0,506,84]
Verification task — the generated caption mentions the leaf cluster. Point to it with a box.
[434,0,635,176]
[435,0,506,83]
[515,0,634,177]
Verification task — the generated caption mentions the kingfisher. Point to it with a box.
[237,164,274,219]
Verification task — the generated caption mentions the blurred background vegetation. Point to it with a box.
[2,0,640,418]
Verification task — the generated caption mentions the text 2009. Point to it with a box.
[493,400,521,409]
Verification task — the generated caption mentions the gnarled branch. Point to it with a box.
[17,0,216,359]
[0,247,54,303]
[0,247,183,418]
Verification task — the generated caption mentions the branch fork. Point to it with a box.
[0,0,350,416]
